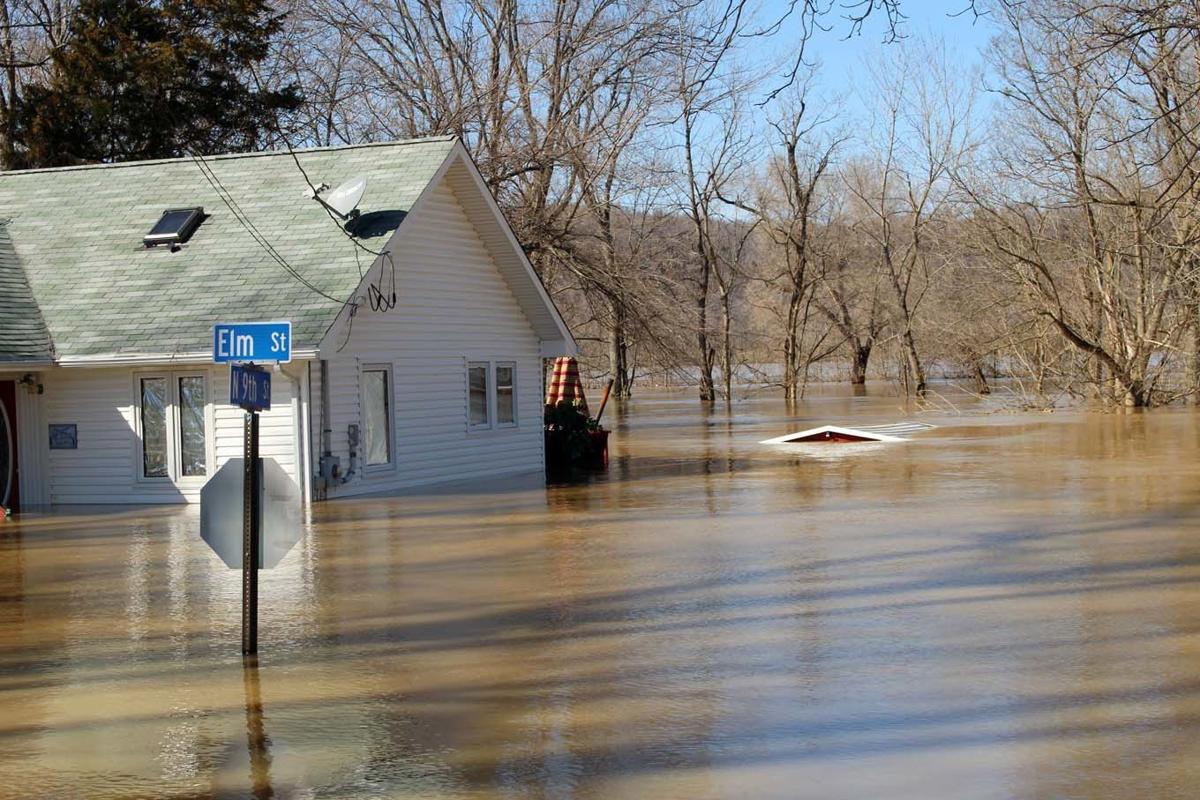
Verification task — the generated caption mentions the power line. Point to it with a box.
[249,66,398,313]
[190,152,349,307]
[283,144,398,312]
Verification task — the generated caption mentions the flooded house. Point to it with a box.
[0,137,576,511]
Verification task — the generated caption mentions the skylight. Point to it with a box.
[144,207,204,247]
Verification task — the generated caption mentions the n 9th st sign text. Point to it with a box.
[213,322,292,364]
[230,364,272,412]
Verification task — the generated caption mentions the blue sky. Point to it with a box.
[750,0,1002,116]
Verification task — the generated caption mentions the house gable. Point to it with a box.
[314,174,547,494]
[317,143,576,358]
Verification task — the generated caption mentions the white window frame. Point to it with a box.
[132,370,213,484]
[467,361,492,431]
[360,363,395,472]
[465,359,519,433]
[495,361,518,428]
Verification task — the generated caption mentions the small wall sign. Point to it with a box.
[49,424,77,450]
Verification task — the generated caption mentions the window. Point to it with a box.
[468,363,490,428]
[137,373,208,480]
[178,376,207,476]
[140,378,169,478]
[496,363,516,426]
[362,367,392,466]
[467,360,518,431]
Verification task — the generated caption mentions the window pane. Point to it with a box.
[469,365,489,426]
[178,377,206,477]
[496,364,515,424]
[363,369,391,465]
[140,378,168,478]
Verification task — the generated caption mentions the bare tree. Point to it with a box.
[663,2,756,401]
[845,40,977,395]
[960,0,1197,406]
[721,83,844,400]
[813,205,887,385]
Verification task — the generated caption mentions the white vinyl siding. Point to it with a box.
[318,179,544,497]
[36,365,299,504]
[12,375,48,507]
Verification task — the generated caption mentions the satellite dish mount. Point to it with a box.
[312,175,368,223]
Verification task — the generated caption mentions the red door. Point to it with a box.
[0,381,18,513]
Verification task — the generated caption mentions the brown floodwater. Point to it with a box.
[2,386,1200,799]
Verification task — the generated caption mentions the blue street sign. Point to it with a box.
[213,322,292,364]
[230,364,271,412]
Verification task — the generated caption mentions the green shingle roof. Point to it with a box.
[0,223,52,362]
[0,136,456,360]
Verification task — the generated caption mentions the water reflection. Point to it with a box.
[1,387,1200,797]
[242,659,273,800]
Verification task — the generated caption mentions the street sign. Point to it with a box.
[200,457,302,570]
[213,321,292,364]
[230,364,271,412]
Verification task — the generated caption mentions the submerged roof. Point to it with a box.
[761,422,936,444]
[0,137,466,362]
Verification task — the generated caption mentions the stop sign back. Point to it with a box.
[200,457,302,569]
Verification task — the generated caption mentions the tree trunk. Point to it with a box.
[973,361,990,395]
[698,340,716,401]
[720,288,733,403]
[697,323,715,403]
[850,343,871,385]
[697,261,715,402]
[0,0,18,169]
[1121,380,1148,407]
[783,288,802,403]
[608,295,632,399]
[902,330,926,395]
[1120,359,1149,407]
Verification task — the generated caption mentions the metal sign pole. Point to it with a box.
[208,324,289,656]
[241,410,261,655]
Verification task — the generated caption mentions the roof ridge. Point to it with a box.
[0,136,459,177]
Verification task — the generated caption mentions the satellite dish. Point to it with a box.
[316,175,368,219]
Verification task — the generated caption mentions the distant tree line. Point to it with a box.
[2,0,1198,408]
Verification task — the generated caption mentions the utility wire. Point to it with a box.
[190,152,348,307]
[193,152,360,352]
[249,66,398,313]
[281,142,398,313]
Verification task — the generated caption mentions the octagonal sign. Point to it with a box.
[200,457,302,569]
